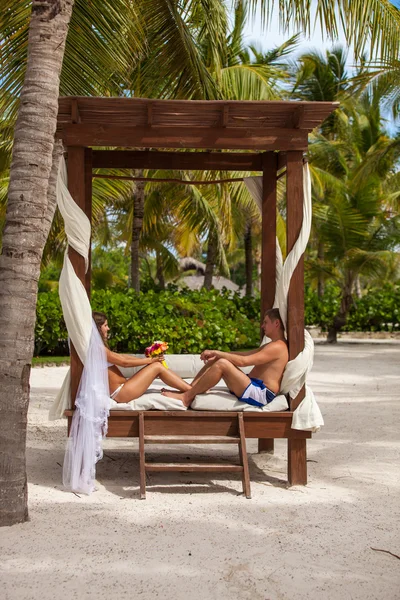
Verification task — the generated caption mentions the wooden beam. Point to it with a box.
[71,98,80,124]
[92,174,245,185]
[222,105,229,127]
[292,106,305,129]
[286,150,307,486]
[67,146,86,409]
[92,150,263,171]
[62,124,309,151]
[147,104,153,126]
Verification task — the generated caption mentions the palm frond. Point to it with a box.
[248,0,400,61]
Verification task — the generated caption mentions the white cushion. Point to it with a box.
[109,378,289,413]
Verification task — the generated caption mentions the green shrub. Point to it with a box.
[35,292,68,355]
[34,282,400,355]
[345,283,400,331]
[35,288,261,355]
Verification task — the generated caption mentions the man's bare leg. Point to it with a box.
[162,358,250,407]
[191,357,218,386]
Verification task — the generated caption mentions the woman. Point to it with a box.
[92,311,191,403]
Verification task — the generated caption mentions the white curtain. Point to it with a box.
[49,158,92,419]
[50,156,110,493]
[244,165,324,432]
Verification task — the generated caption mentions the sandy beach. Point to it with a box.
[1,343,399,600]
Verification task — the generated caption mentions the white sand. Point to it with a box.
[1,343,399,600]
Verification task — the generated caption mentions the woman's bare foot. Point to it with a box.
[161,387,184,394]
[162,389,193,407]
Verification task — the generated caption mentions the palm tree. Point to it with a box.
[307,90,400,342]
[291,46,352,297]
[0,0,75,528]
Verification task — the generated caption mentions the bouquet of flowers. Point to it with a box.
[145,340,169,369]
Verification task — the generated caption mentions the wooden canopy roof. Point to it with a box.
[57,97,338,151]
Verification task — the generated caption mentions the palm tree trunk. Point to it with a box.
[203,230,218,290]
[327,273,354,343]
[130,171,145,292]
[244,221,253,297]
[156,251,165,290]
[317,241,325,298]
[0,1,74,527]
[354,275,362,299]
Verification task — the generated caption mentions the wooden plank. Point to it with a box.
[105,410,294,418]
[62,124,309,151]
[104,415,310,439]
[92,150,263,171]
[145,463,243,472]
[144,435,240,444]
[242,418,310,439]
[66,412,311,440]
[67,146,86,407]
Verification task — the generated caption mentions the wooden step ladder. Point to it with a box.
[138,412,251,499]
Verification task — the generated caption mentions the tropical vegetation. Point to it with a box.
[1,0,400,525]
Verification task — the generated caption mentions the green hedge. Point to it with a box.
[34,287,261,355]
[34,283,400,355]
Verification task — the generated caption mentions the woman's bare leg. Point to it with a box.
[114,363,190,403]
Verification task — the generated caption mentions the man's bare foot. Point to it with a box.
[160,387,184,394]
[162,389,193,407]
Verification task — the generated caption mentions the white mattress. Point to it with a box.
[109,377,289,413]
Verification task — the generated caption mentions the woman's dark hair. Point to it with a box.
[92,311,109,347]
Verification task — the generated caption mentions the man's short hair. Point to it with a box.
[264,308,284,331]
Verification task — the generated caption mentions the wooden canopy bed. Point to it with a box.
[57,97,337,497]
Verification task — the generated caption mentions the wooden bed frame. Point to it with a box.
[65,409,311,496]
[58,97,337,494]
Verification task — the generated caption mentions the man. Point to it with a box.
[162,308,289,408]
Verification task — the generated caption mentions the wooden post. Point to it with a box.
[259,152,278,454]
[286,151,307,485]
[67,146,87,408]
